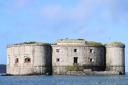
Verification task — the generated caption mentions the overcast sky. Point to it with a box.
[0,0,128,71]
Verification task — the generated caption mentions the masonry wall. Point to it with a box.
[6,40,125,76]
[52,45,105,75]
[106,46,125,74]
[7,44,52,75]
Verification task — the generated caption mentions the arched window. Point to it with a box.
[24,58,31,63]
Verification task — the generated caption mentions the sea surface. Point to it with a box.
[0,74,128,85]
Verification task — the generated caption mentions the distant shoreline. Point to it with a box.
[0,64,6,73]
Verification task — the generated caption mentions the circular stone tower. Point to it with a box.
[7,42,52,75]
[106,42,125,75]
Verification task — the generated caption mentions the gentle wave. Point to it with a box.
[0,74,128,85]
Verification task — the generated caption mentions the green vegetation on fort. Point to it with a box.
[14,41,50,45]
[106,42,125,47]
[66,65,80,71]
[87,41,104,46]
[57,39,104,46]
[57,39,86,43]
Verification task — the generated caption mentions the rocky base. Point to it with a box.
[53,70,124,76]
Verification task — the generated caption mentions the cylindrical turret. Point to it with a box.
[7,42,52,75]
[106,42,125,75]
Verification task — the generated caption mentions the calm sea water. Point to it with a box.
[0,74,128,85]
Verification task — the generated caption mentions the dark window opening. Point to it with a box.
[90,49,94,53]
[89,58,94,63]
[74,57,78,64]
[24,58,31,63]
[90,58,92,62]
[119,72,123,75]
[56,58,60,62]
[56,49,60,52]
[15,58,19,63]
[74,49,77,52]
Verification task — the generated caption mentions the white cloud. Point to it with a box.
[40,0,128,23]
[4,0,128,23]
[40,0,94,21]
[6,0,127,23]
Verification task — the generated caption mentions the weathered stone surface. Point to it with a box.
[6,39,125,75]
[7,43,52,75]
[106,46,125,75]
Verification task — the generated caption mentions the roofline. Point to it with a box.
[7,44,51,48]
[51,45,105,47]
[105,45,125,48]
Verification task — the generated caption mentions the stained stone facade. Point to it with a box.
[7,42,52,75]
[7,39,125,75]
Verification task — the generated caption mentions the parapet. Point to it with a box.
[105,42,125,48]
[7,41,50,48]
[55,39,104,47]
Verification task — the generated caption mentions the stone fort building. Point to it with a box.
[7,39,125,75]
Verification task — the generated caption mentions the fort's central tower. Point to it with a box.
[52,39,105,75]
